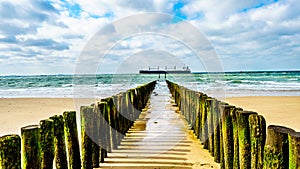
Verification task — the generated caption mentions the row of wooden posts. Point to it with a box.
[0,81,156,169]
[166,80,300,169]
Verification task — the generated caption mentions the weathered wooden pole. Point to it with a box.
[49,115,68,169]
[221,105,235,169]
[106,97,118,150]
[98,101,108,162]
[39,119,55,169]
[200,95,208,148]
[0,134,21,169]
[249,114,266,169]
[213,100,221,163]
[91,104,100,168]
[63,111,81,169]
[81,106,93,169]
[207,98,215,156]
[21,125,40,169]
[237,110,257,169]
[289,131,300,169]
[263,125,295,169]
[230,107,243,169]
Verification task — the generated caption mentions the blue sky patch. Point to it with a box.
[173,1,187,20]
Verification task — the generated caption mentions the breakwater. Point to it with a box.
[166,80,300,169]
[0,81,156,169]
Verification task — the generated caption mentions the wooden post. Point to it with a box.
[91,104,100,168]
[49,115,68,169]
[249,114,266,169]
[289,131,300,169]
[63,111,81,169]
[213,100,221,163]
[221,105,235,169]
[237,111,257,169]
[206,98,215,155]
[200,95,208,148]
[264,125,295,169]
[98,102,108,161]
[231,107,243,169]
[81,106,93,169]
[39,119,55,169]
[0,134,21,169]
[21,125,40,169]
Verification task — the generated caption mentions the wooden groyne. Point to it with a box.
[0,81,156,169]
[80,81,156,168]
[166,80,300,169]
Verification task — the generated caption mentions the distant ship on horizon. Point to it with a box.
[139,66,191,74]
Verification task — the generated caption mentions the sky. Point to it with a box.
[0,0,300,75]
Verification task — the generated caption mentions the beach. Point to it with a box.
[1,96,299,137]
[0,98,95,136]
[225,96,300,131]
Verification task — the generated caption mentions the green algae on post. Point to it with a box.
[81,106,93,169]
[237,111,257,169]
[289,131,300,169]
[49,115,68,169]
[249,114,266,169]
[0,134,21,169]
[63,111,81,169]
[39,119,55,169]
[21,125,40,169]
[221,105,235,169]
[263,125,295,169]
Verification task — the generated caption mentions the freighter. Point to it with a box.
[139,66,191,74]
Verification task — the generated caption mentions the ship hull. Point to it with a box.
[139,70,191,74]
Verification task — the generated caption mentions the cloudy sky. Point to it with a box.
[0,0,299,75]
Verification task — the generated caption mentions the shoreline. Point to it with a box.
[0,96,299,136]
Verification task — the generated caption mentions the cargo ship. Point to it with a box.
[139,66,191,74]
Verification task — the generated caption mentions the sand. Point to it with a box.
[224,96,300,131]
[0,98,95,136]
[0,96,299,168]
[1,96,299,136]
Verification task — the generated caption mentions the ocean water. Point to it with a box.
[0,71,299,98]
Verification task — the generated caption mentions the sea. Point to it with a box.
[0,71,300,98]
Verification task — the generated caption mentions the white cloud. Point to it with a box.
[0,0,299,75]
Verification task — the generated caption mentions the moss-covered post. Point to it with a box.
[289,131,300,169]
[39,119,55,169]
[0,134,21,169]
[81,106,93,169]
[263,125,294,169]
[213,100,220,163]
[206,98,214,155]
[49,115,68,169]
[200,95,208,148]
[63,111,81,169]
[230,107,243,169]
[237,111,257,169]
[249,114,266,169]
[221,105,235,169]
[21,125,40,169]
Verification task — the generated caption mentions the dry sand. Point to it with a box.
[1,96,299,135]
[0,98,95,136]
[225,96,300,131]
